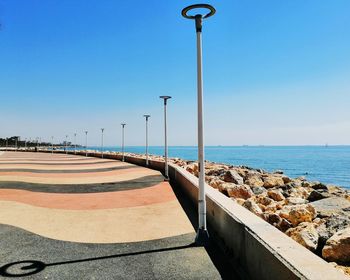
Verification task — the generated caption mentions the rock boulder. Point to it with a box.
[223,170,244,185]
[322,227,350,263]
[263,175,285,188]
[226,184,254,200]
[286,222,319,251]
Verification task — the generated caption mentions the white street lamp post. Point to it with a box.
[101,128,104,159]
[65,135,68,154]
[25,138,27,151]
[74,133,77,154]
[85,131,88,157]
[182,3,216,245]
[143,115,151,165]
[121,123,126,162]
[159,96,171,180]
[51,136,54,154]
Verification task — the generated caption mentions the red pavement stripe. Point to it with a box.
[0,182,175,210]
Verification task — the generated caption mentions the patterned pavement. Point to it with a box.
[0,152,223,279]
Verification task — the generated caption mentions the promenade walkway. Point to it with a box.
[0,152,225,279]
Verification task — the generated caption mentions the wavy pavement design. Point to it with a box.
[0,160,119,165]
[0,200,193,243]
[0,175,163,193]
[0,168,161,184]
[0,152,194,244]
[0,182,175,209]
[0,165,138,173]
[0,161,130,170]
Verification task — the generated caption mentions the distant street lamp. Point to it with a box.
[51,136,54,154]
[182,3,216,244]
[143,115,151,165]
[5,138,8,151]
[101,128,105,159]
[36,137,39,149]
[159,96,171,180]
[25,138,27,151]
[74,133,77,154]
[15,138,17,152]
[121,123,126,162]
[85,131,88,157]
[65,135,68,154]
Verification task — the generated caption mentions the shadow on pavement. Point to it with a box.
[0,243,195,277]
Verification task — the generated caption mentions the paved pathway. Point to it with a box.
[0,152,223,279]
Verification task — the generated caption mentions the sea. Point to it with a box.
[72,146,350,190]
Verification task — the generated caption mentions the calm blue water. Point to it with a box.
[72,146,350,189]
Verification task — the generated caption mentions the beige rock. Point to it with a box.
[245,175,264,188]
[276,201,285,210]
[223,170,244,185]
[286,222,319,251]
[208,177,224,189]
[234,198,246,206]
[243,199,263,217]
[217,182,231,194]
[322,227,350,263]
[289,187,310,199]
[265,203,278,213]
[256,195,274,206]
[268,189,285,201]
[282,176,292,184]
[279,204,316,226]
[311,197,350,218]
[263,175,285,188]
[226,184,254,200]
[287,197,308,205]
[186,164,198,176]
[235,168,248,178]
[258,204,266,212]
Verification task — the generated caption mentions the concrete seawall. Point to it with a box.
[39,150,348,279]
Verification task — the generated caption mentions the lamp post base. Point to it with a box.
[195,228,209,246]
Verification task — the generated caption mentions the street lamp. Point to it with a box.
[121,123,126,162]
[182,3,216,245]
[5,138,8,151]
[159,96,171,180]
[25,138,27,151]
[15,138,17,152]
[74,133,77,154]
[101,128,105,159]
[143,115,151,165]
[65,135,68,154]
[51,136,54,154]
[84,131,88,157]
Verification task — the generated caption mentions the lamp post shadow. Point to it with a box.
[0,243,195,278]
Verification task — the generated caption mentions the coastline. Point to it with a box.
[72,149,350,276]
[68,145,350,190]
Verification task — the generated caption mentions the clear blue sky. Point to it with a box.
[1,0,349,146]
